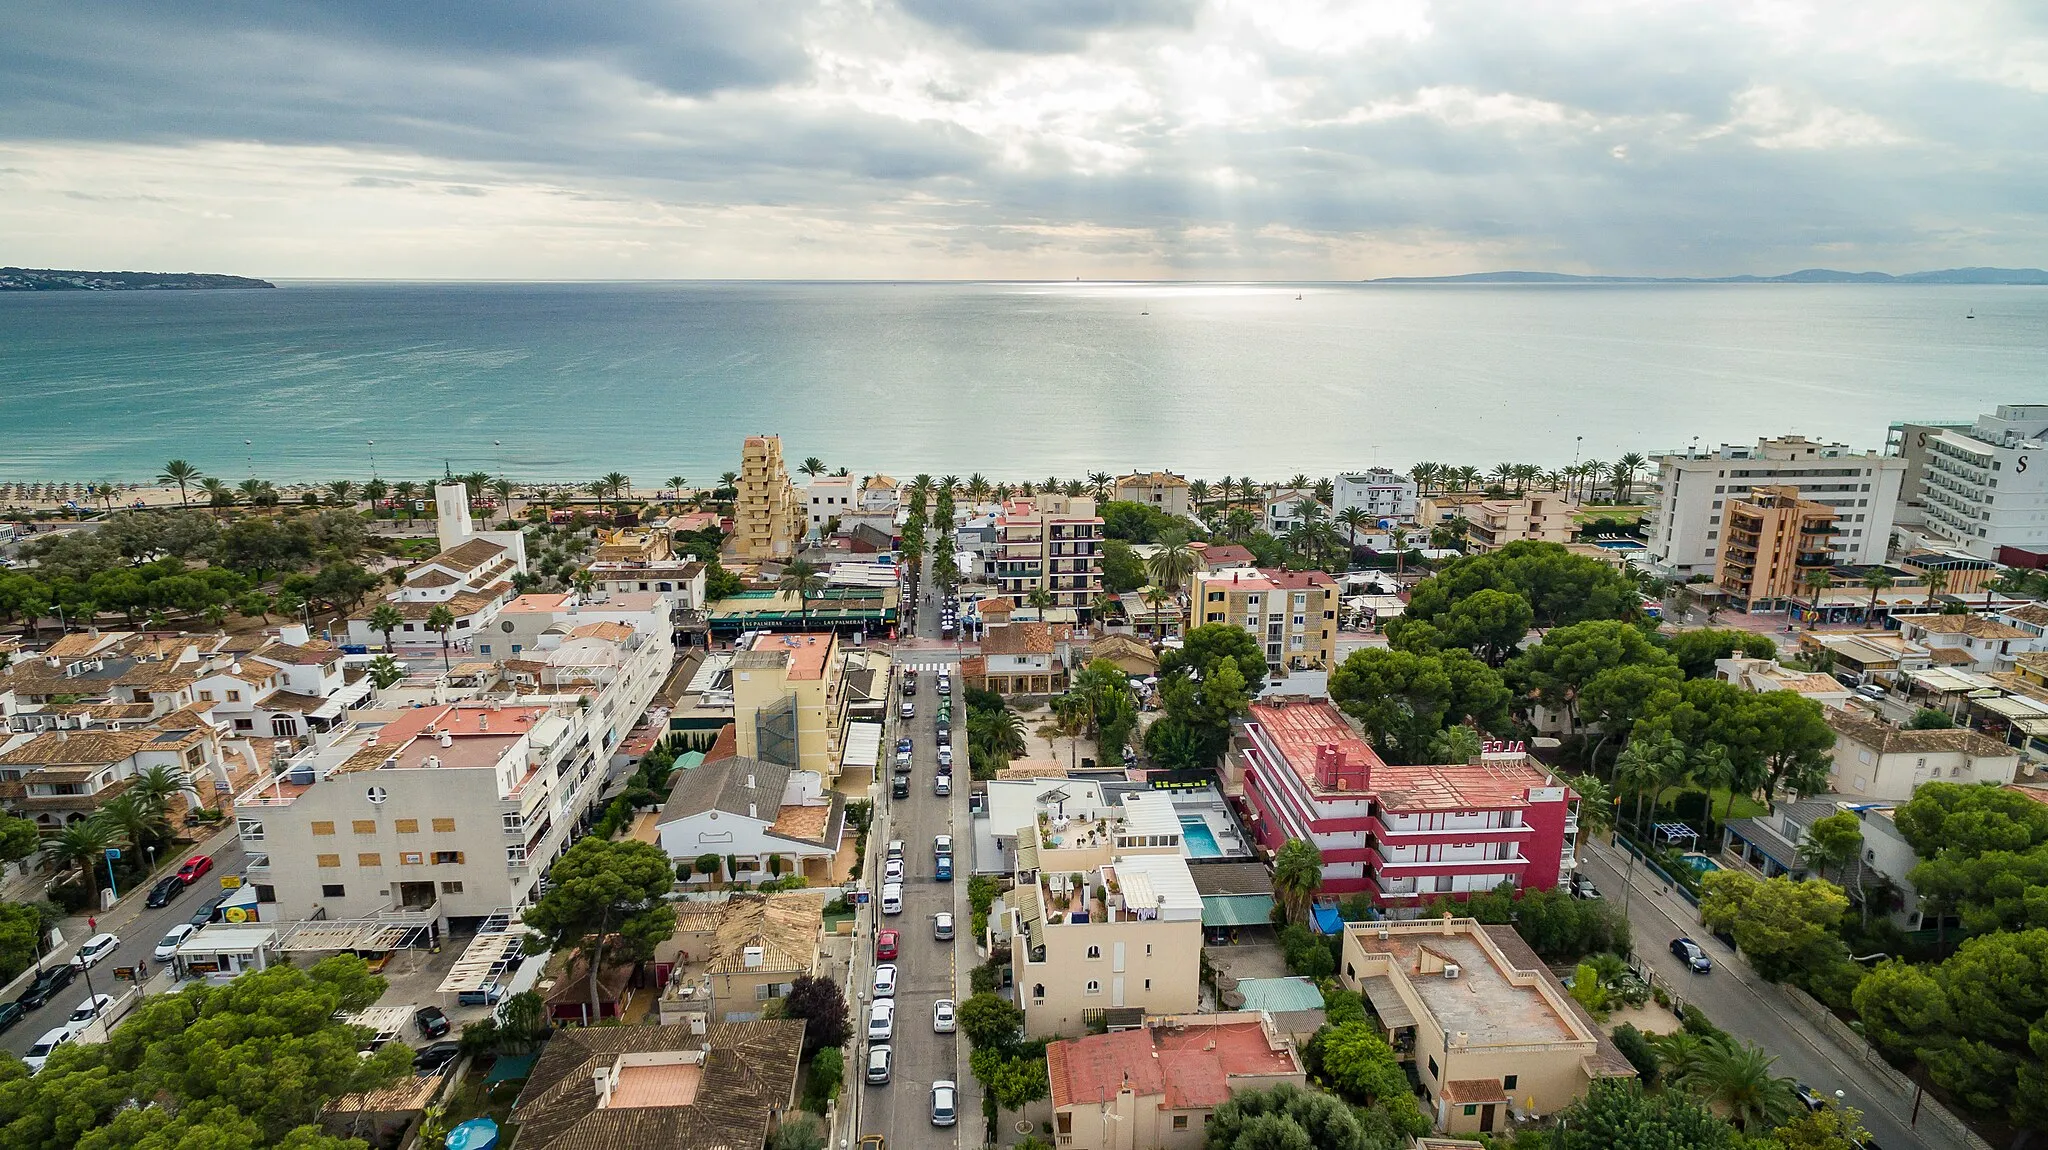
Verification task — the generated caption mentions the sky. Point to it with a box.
[2,0,2044,280]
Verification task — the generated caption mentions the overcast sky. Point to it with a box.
[3,0,2044,279]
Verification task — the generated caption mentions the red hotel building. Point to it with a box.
[1232,697,1579,903]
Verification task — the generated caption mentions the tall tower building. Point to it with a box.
[732,435,802,561]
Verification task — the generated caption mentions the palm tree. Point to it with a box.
[326,479,356,508]
[1453,465,1482,492]
[1409,462,1437,496]
[778,560,827,622]
[1272,838,1324,925]
[368,603,405,652]
[992,482,1014,503]
[1224,508,1256,541]
[50,818,120,892]
[129,764,186,818]
[1613,453,1647,502]
[665,476,686,502]
[1025,586,1055,610]
[1801,567,1833,613]
[1861,567,1894,623]
[937,475,958,496]
[237,478,276,507]
[966,474,991,503]
[159,460,202,508]
[1062,479,1084,498]
[1491,462,1516,490]
[1335,506,1372,561]
[1187,478,1211,511]
[392,480,418,521]
[360,478,389,518]
[800,456,826,478]
[910,474,934,499]
[1679,1037,1799,1132]
[1923,565,1950,607]
[1043,476,1062,495]
[1614,733,1685,835]
[99,792,170,859]
[1148,532,1197,594]
[599,472,631,516]
[426,604,457,672]
[1216,476,1237,507]
[488,478,515,521]
[199,477,235,515]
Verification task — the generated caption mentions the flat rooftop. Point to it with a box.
[735,632,834,679]
[1354,931,1578,1047]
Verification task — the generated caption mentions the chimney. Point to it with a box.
[438,732,453,748]
[748,802,758,820]
[593,1066,612,1107]
[1441,912,1455,936]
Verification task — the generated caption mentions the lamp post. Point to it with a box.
[367,439,378,481]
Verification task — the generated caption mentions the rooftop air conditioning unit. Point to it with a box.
[1442,964,1461,980]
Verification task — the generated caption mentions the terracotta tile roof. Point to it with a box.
[115,661,199,689]
[403,568,460,588]
[704,724,737,763]
[1928,648,1978,666]
[1443,1079,1510,1104]
[251,639,343,667]
[354,586,510,622]
[1256,568,1337,590]
[1900,613,2030,639]
[511,1021,804,1150]
[1826,711,2014,759]
[1048,1019,1297,1110]
[263,690,331,714]
[569,621,635,643]
[43,632,130,659]
[0,729,151,767]
[701,893,820,976]
[1115,471,1190,489]
[1196,543,1256,569]
[770,804,831,842]
[657,756,791,824]
[982,622,1055,656]
[2005,604,2048,627]
[428,538,509,573]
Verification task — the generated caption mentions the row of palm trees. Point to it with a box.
[1407,455,1649,503]
[47,765,191,895]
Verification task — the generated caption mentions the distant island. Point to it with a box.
[1367,266,2048,285]
[0,267,276,291]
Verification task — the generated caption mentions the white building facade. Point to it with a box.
[1917,404,2048,559]
[1333,469,1420,523]
[1643,436,1907,578]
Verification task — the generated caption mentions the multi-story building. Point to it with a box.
[1338,918,1635,1135]
[803,474,856,536]
[730,435,802,562]
[1893,612,2041,673]
[1913,404,2048,559]
[235,700,598,931]
[0,714,227,834]
[993,495,1104,617]
[1886,419,1976,529]
[1418,491,1576,553]
[345,482,525,656]
[1112,471,1193,519]
[729,631,887,784]
[1189,568,1338,671]
[1713,485,1838,612]
[1231,697,1577,903]
[655,755,845,886]
[1262,488,1320,535]
[583,525,707,606]
[1007,796,1203,1036]
[509,1020,804,1150]
[658,892,824,1023]
[1644,435,1906,577]
[1827,710,2020,800]
[1335,469,1420,522]
[1046,1014,1306,1150]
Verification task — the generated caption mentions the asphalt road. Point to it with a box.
[1579,840,1936,1150]
[3,838,249,1056]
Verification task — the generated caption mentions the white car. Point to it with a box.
[934,911,955,940]
[154,924,200,960]
[23,1027,72,1074]
[873,963,898,998]
[868,999,895,1041]
[67,993,115,1029]
[883,859,905,884]
[72,933,120,969]
[933,998,956,1033]
[886,839,905,862]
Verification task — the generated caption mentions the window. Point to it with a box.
[238,818,265,841]
[1085,981,1100,995]
[357,853,382,867]
[1504,1075,1518,1090]
[1086,945,1101,960]
[351,819,376,835]
[395,818,419,834]
[1427,1056,1439,1080]
[1464,1105,1477,1116]
[317,854,341,868]
[1033,984,1045,1001]
[400,852,425,866]
[432,818,456,833]
[479,644,491,655]
[1144,979,1151,989]
[433,850,463,865]
[506,846,527,865]
[1174,1116,1189,1130]
[321,884,346,897]
[227,690,242,702]
[503,813,525,833]
[441,881,464,894]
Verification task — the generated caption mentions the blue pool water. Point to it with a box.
[1678,853,1722,874]
[1180,815,1223,858]
[1593,540,1647,551]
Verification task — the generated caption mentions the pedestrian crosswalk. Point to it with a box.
[896,661,957,673]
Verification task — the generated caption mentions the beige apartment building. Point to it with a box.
[1112,471,1193,519]
[730,632,887,784]
[1339,918,1634,1136]
[731,435,802,562]
[1007,792,1203,1037]
[1420,491,1577,553]
[1190,567,1338,671]
[1714,484,1838,611]
[994,495,1105,616]
[1046,1014,1306,1150]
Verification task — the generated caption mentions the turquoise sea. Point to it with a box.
[1,281,2042,485]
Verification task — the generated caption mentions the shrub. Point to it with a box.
[803,1048,843,1112]
[1610,1022,1660,1086]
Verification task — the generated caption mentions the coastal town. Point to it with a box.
[1,403,2046,1150]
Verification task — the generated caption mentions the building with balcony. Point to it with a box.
[802,474,856,536]
[1045,1013,1306,1150]
[1644,435,1904,578]
[1418,491,1577,553]
[1189,568,1338,671]
[728,631,887,783]
[1338,918,1635,1135]
[963,622,1068,695]
[1892,612,2041,673]
[1230,697,1577,903]
[1713,485,1839,612]
[1007,825,1204,1037]
[1912,404,2048,559]
[1262,488,1321,535]
[1334,469,1421,523]
[1112,471,1193,519]
[730,435,802,562]
[994,495,1105,616]
[0,716,226,834]
[345,483,525,656]
[583,525,708,607]
[234,701,591,932]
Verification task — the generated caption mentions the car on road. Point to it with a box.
[416,1005,451,1039]
[154,924,200,960]
[883,859,905,884]
[936,746,952,770]
[894,746,912,770]
[177,854,214,884]
[901,671,917,696]
[936,717,950,740]
[933,999,956,1033]
[866,1044,892,1084]
[67,993,116,1030]
[931,1079,958,1126]
[934,854,952,882]
[145,874,185,908]
[16,963,76,1009]
[933,774,951,796]
[892,775,910,799]
[23,1027,73,1074]
[937,678,951,696]
[934,911,954,940]
[873,963,897,998]
[858,1136,886,1150]
[1794,1082,1830,1112]
[190,893,228,928]
[882,882,903,915]
[1571,876,1602,900]
[900,701,915,720]
[867,999,895,1041]
[933,834,952,857]
[876,929,899,961]
[413,1040,463,1074]
[886,839,904,861]
[73,933,120,969]
[1670,937,1713,973]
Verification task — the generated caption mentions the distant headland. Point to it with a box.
[0,267,276,291]
[1367,266,2048,285]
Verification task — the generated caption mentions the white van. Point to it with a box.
[881,883,904,915]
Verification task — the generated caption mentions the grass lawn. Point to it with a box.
[1651,785,1769,825]
[1573,504,1651,525]
[431,1061,523,1145]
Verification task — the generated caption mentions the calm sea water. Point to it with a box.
[1,281,2041,485]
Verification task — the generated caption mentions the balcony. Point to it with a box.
[1369,846,1529,873]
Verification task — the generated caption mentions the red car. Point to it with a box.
[875,930,899,961]
[177,855,214,885]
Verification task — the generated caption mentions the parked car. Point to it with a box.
[1571,876,1603,900]
[154,923,200,960]
[0,1000,25,1036]
[931,1079,958,1126]
[936,747,952,770]
[867,999,895,1042]
[456,981,503,1007]
[16,963,76,1009]
[934,855,952,882]
[873,963,897,998]
[900,701,915,720]
[1670,937,1713,973]
[145,875,185,908]
[876,929,899,961]
[934,912,954,941]
[72,933,120,969]
[886,840,904,861]
[933,834,952,857]
[866,1044,892,1085]
[1794,1083,1830,1112]
[416,1005,451,1039]
[67,993,116,1029]
[933,999,956,1033]
[23,1027,73,1074]
[413,1040,463,1074]
[177,855,214,884]
[892,776,910,799]
[933,774,951,797]
[190,894,227,928]
[884,859,905,884]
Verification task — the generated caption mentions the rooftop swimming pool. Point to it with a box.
[1180,815,1223,859]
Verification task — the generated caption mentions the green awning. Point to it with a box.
[1202,894,1275,927]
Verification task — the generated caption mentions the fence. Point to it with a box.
[1779,985,1993,1150]
[1613,834,1701,907]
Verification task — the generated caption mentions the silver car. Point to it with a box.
[931,1079,958,1126]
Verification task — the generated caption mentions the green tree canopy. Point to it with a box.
[1507,618,1677,731]
[1394,540,1642,635]
[1204,1082,1389,1150]
[1660,627,1777,679]
[1327,646,1511,764]
[1699,871,1848,982]
[958,992,1025,1052]
[522,838,677,1020]
[1552,1080,1741,1150]
[1100,538,1149,593]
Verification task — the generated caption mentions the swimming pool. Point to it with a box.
[1678,853,1722,874]
[1180,815,1223,859]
